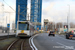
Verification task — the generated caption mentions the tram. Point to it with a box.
[16,21,34,37]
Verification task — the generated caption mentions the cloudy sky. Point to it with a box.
[0,0,75,28]
[42,0,75,23]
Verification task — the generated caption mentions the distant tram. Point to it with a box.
[16,21,34,37]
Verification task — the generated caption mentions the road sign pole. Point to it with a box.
[7,27,9,38]
[7,24,10,38]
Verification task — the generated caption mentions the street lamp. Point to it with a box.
[67,4,70,32]
[2,3,4,27]
[27,14,30,21]
[53,17,55,31]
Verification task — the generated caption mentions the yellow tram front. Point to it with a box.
[17,21,30,37]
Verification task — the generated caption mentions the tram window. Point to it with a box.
[18,22,29,30]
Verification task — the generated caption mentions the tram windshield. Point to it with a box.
[18,22,29,30]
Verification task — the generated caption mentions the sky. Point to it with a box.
[0,0,75,28]
[42,0,75,23]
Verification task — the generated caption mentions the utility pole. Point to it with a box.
[2,3,4,27]
[55,22,56,29]
[28,14,29,21]
[6,16,7,26]
[53,17,55,31]
[18,5,20,21]
[8,13,10,38]
[35,19,37,30]
[59,24,60,34]
[67,5,70,32]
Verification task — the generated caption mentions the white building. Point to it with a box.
[12,23,15,30]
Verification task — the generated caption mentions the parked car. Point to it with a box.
[48,31,55,36]
[66,30,75,39]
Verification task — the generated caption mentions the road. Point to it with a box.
[33,33,75,50]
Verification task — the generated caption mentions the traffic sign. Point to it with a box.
[64,28,67,32]
[7,24,10,28]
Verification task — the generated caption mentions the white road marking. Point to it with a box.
[29,37,34,50]
[29,34,38,50]
[57,42,66,46]
[56,35,75,43]
[57,42,75,50]
[29,34,75,50]
[74,49,75,50]
[31,36,38,50]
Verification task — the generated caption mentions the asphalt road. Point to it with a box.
[33,33,75,50]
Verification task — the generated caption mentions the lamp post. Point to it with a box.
[2,3,4,27]
[53,17,55,31]
[18,5,20,21]
[27,13,30,21]
[67,5,70,32]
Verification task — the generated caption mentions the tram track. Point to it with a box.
[7,39,22,50]
[7,38,31,50]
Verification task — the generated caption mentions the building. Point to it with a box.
[44,19,49,31]
[30,0,42,30]
[12,23,15,30]
[15,0,28,29]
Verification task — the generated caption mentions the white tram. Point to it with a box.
[16,21,34,37]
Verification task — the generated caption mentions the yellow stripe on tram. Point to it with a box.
[21,30,24,33]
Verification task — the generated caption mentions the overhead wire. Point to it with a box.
[3,0,15,12]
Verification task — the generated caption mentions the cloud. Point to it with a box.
[42,0,75,26]
[44,2,56,12]
[43,0,72,2]
[0,0,75,27]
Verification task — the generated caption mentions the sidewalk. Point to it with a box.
[0,33,15,36]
